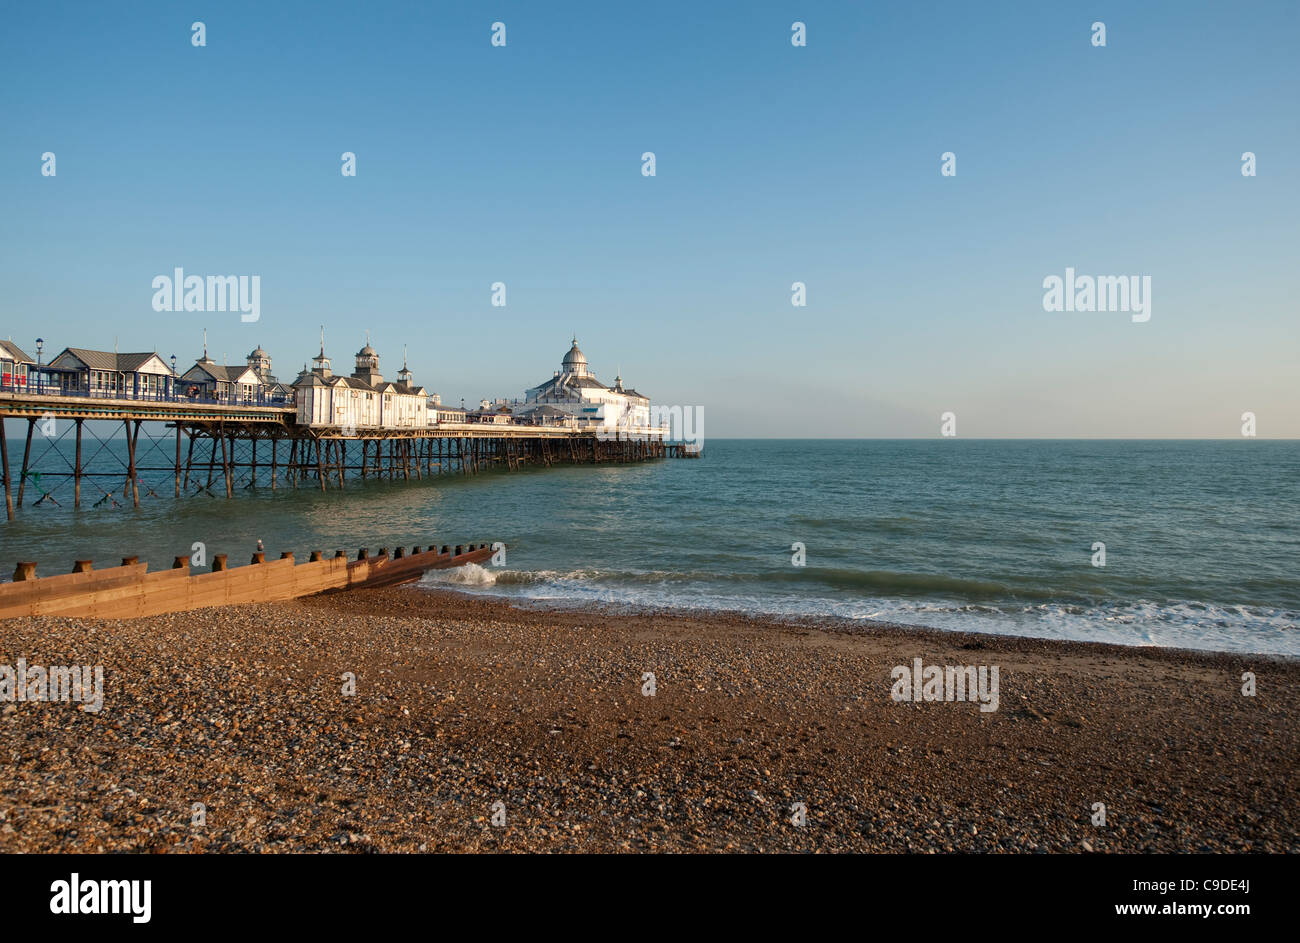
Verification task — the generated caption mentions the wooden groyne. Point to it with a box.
[0,543,495,621]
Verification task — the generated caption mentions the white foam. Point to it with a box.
[416,567,1299,656]
[421,562,498,586]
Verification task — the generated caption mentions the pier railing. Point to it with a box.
[0,379,293,408]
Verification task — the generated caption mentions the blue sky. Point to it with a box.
[2,1,1296,436]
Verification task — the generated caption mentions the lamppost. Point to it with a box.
[170,354,177,399]
[34,338,43,391]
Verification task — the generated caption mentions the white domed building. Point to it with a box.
[519,338,657,437]
[293,336,428,430]
[182,342,293,404]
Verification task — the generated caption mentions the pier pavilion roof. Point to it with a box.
[517,404,571,419]
[292,369,330,388]
[377,380,427,396]
[530,372,610,396]
[184,362,262,385]
[562,339,587,369]
[52,348,176,376]
[0,340,34,364]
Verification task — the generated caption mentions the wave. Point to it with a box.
[418,564,1300,655]
[422,562,499,586]
[427,563,1086,602]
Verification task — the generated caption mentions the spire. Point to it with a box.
[202,328,208,359]
[312,326,332,377]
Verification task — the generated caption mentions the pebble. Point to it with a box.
[0,586,1293,853]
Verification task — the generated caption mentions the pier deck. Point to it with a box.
[0,391,684,520]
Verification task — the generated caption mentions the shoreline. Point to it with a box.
[1,584,1295,852]
[412,581,1300,662]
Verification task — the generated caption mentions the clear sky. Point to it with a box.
[2,1,1296,437]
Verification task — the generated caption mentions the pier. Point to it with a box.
[0,336,699,520]
[0,389,676,519]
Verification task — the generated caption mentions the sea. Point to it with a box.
[2,438,1296,656]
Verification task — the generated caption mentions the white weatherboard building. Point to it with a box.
[183,348,263,403]
[519,339,659,437]
[293,340,429,430]
[46,348,177,398]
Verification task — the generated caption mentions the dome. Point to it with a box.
[561,339,587,367]
[357,344,377,358]
[248,346,269,359]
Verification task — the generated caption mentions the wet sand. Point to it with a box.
[0,586,1294,852]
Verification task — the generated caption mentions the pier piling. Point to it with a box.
[1,388,686,519]
[0,417,12,521]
